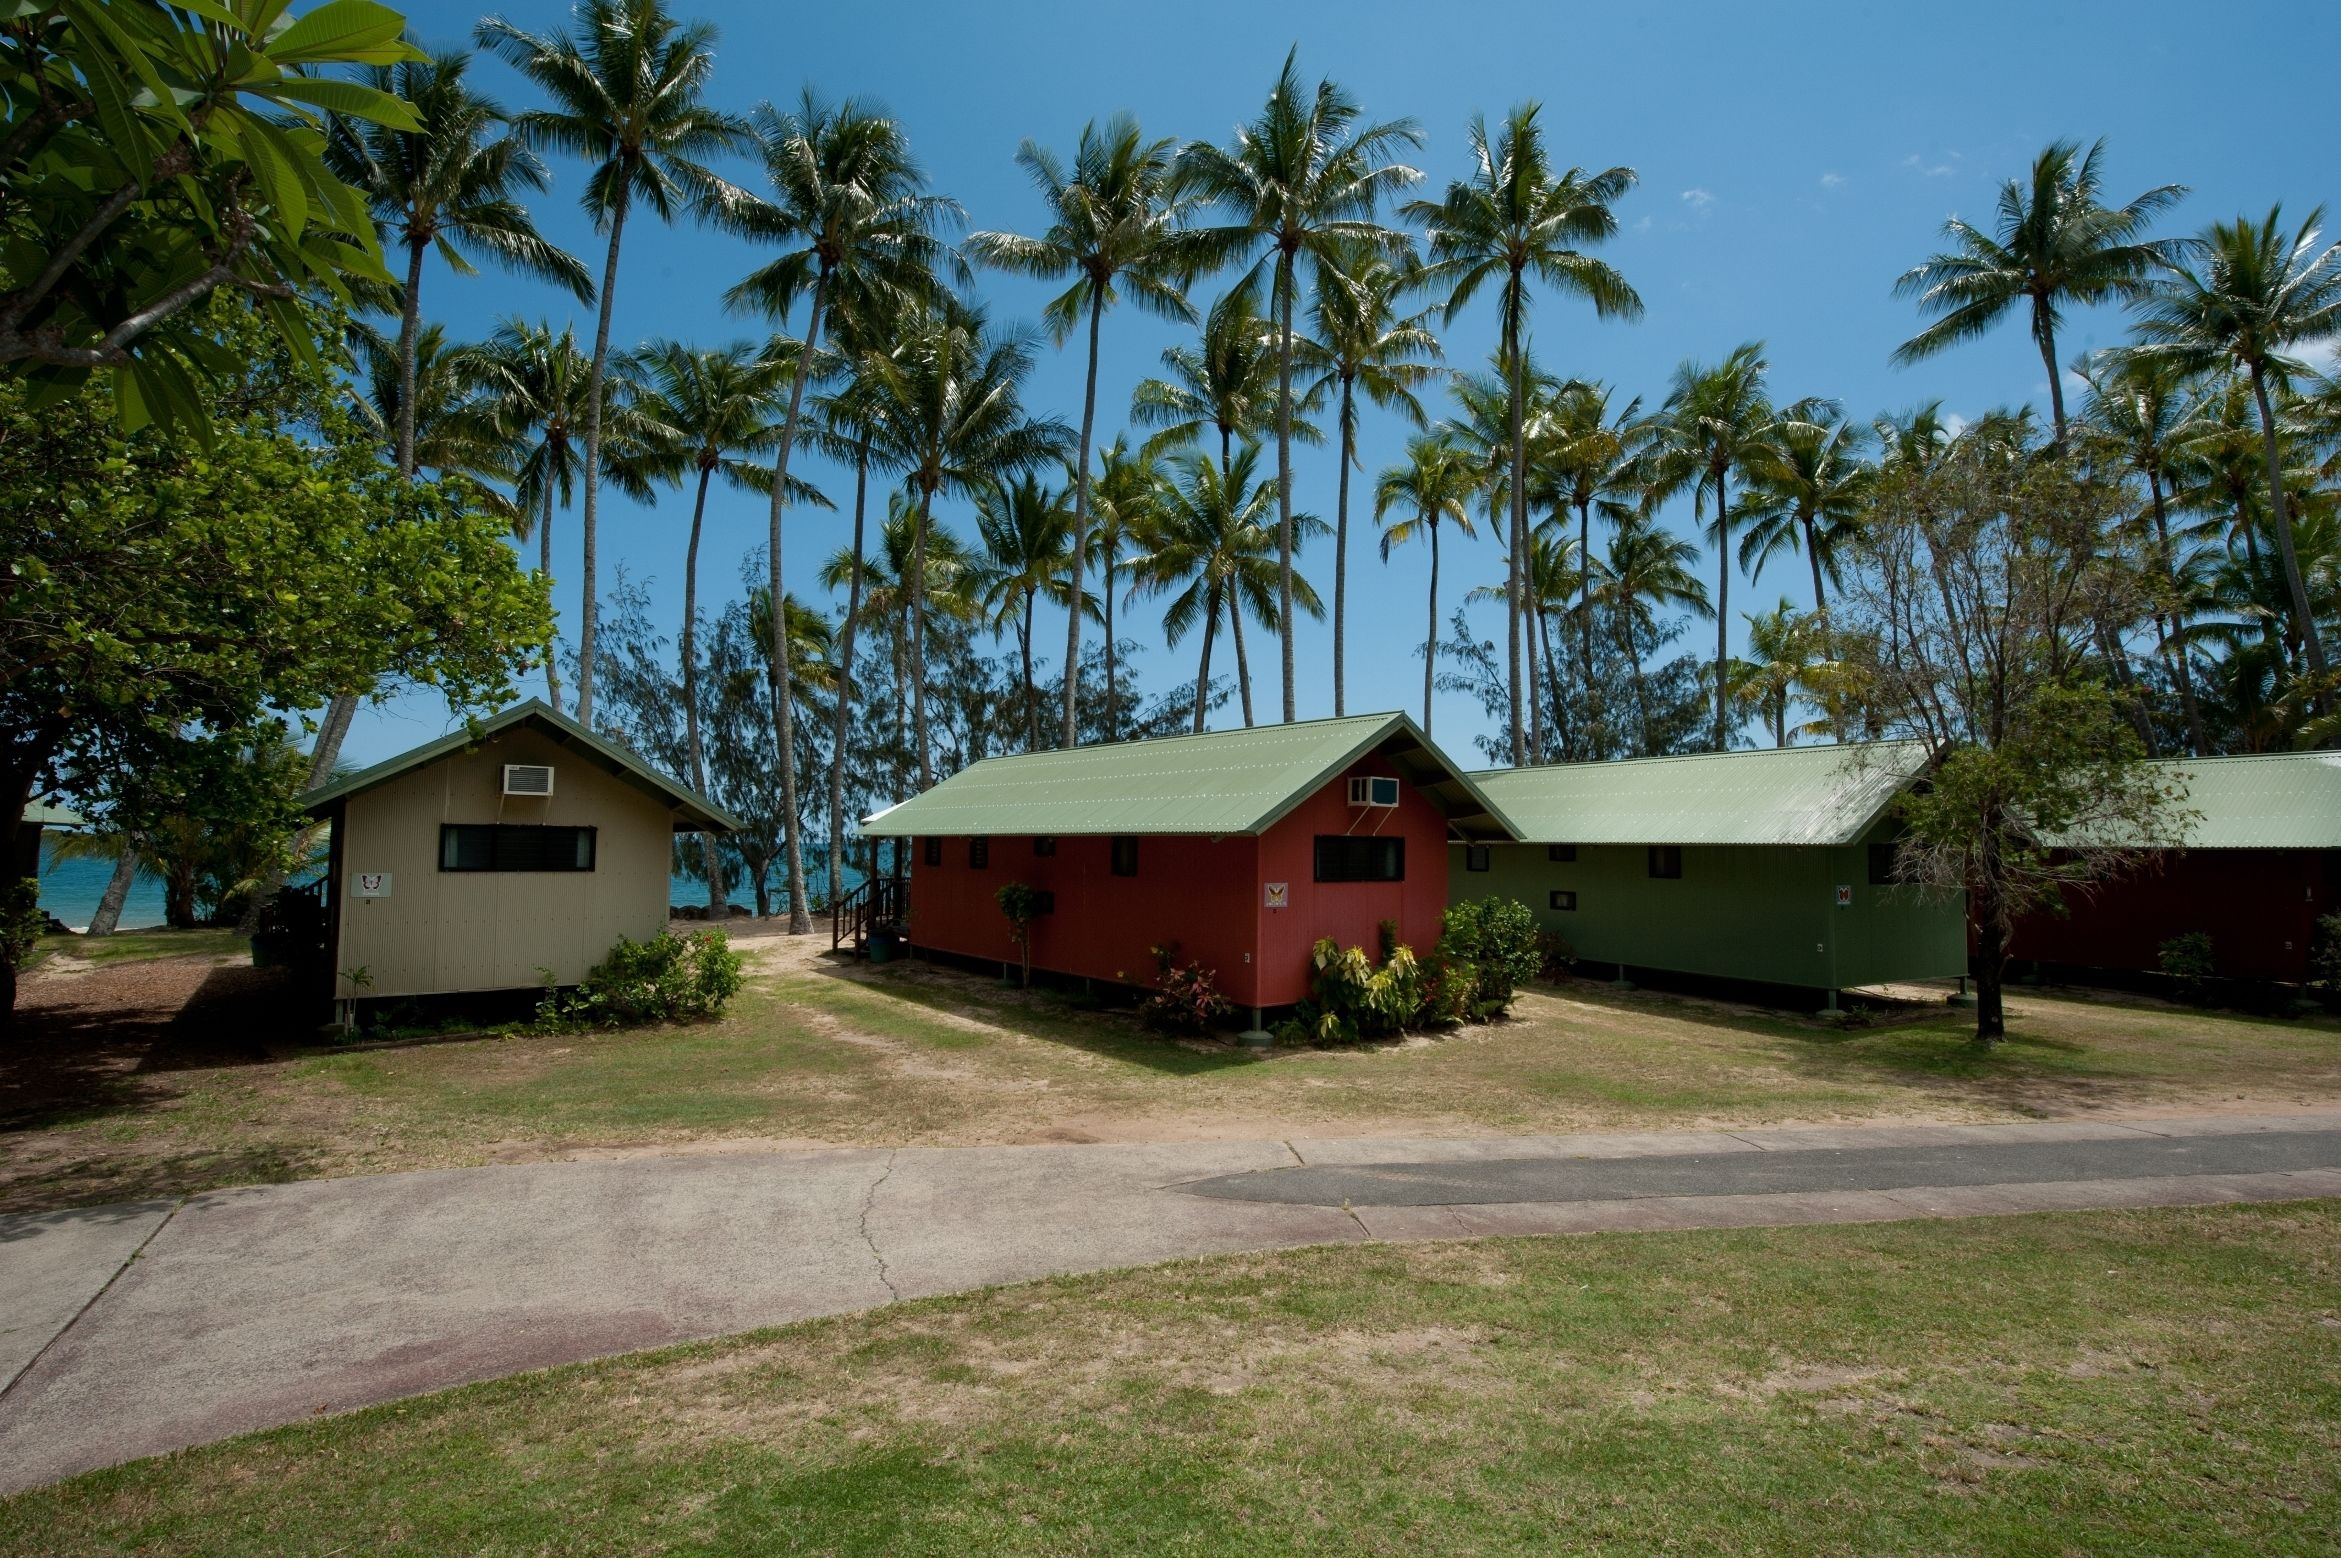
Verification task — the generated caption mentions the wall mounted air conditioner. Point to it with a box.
[502,763,555,797]
[1346,775,1400,808]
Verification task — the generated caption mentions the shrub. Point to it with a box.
[1140,943,1233,1035]
[995,882,1043,987]
[537,929,745,1030]
[1437,897,1544,1018]
[1297,935,1425,1043]
[2310,913,2341,1010]
[2156,931,2216,1001]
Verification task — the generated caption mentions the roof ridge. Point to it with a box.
[1471,739,1920,778]
[953,710,1406,770]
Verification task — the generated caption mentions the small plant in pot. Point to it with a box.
[995,882,1044,987]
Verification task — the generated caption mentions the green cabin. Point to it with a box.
[1452,743,1967,1002]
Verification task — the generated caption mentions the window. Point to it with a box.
[1314,835,1405,883]
[1549,890,1577,912]
[1110,836,1139,877]
[1465,845,1491,873]
[439,823,595,873]
[922,837,942,868]
[1647,845,1683,880]
[1868,842,1898,886]
[1032,836,1056,857]
[1547,844,1577,863]
[968,837,990,869]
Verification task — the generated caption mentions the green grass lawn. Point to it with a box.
[35,927,248,966]
[5,1202,2335,1554]
[7,948,2339,1214]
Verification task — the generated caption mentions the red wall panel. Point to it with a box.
[2009,849,2335,981]
[899,751,1457,1010]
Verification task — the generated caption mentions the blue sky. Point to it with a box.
[347,0,2341,773]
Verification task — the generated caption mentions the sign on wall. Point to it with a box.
[1263,881,1289,910]
[355,872,392,898]
[1835,884,1853,908]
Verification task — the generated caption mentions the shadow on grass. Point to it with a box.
[0,1145,321,1220]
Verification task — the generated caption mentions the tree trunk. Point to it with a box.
[682,462,726,916]
[2033,303,2067,454]
[910,486,936,790]
[768,278,828,935]
[1802,510,1828,615]
[828,443,870,913]
[1713,473,1732,752]
[165,865,197,931]
[1274,250,1298,724]
[1620,596,1653,752]
[1503,288,1527,766]
[1102,553,1117,743]
[2145,473,2205,757]
[1577,495,1599,756]
[1971,892,2008,1046]
[2248,363,2332,709]
[87,846,139,937]
[1538,610,1567,760]
[1192,585,1220,734]
[1229,592,1255,728]
[540,482,563,713]
[575,183,632,725]
[1423,519,1439,735]
[1020,592,1036,751]
[394,235,428,480]
[1062,287,1103,746]
[1333,374,1354,718]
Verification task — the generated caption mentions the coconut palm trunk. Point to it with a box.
[2247,364,2333,702]
[1062,290,1103,746]
[1229,594,1255,727]
[682,462,726,915]
[764,278,827,933]
[1020,590,1037,750]
[2032,300,2067,451]
[87,846,139,937]
[539,483,563,712]
[910,489,936,789]
[1274,255,1299,724]
[1333,373,1354,716]
[2144,473,2207,756]
[1504,307,1528,765]
[1101,549,1118,742]
[1712,478,1732,751]
[1422,520,1440,734]
[574,184,632,724]
[1191,587,1221,733]
[827,444,869,906]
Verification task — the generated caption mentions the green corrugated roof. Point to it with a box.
[21,800,84,828]
[860,712,1521,841]
[1472,742,1931,847]
[2092,753,2341,849]
[301,700,740,833]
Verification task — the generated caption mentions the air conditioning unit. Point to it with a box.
[1346,775,1400,809]
[502,763,555,797]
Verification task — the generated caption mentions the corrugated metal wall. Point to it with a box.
[332,728,675,999]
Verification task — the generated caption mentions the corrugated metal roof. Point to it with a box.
[1473,742,1932,847]
[2111,753,2341,849]
[860,712,1521,841]
[302,700,740,833]
[21,800,84,828]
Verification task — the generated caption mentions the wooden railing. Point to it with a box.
[830,875,909,956]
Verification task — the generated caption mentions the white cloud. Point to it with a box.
[1900,152,1959,179]
[1941,412,1971,438]
[1680,187,1716,211]
[1819,171,1845,190]
[1631,214,1653,234]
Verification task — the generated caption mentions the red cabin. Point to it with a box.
[858,714,1520,1016]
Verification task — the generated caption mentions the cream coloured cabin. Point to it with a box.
[301,702,735,1002]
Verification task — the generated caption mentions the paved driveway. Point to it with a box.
[3,1110,2337,1494]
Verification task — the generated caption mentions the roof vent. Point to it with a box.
[1347,775,1400,809]
[502,763,555,797]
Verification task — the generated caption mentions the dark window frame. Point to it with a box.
[1464,844,1491,873]
[1868,841,1898,886]
[1313,834,1406,883]
[921,837,942,868]
[1548,844,1577,863]
[438,823,597,874]
[1647,844,1683,880]
[968,836,990,869]
[1549,889,1577,912]
[1032,836,1056,857]
[1110,836,1139,877]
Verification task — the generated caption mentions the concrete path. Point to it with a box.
[3,1110,2338,1494]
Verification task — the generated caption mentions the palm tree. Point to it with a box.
[1873,401,1958,477]
[628,340,794,912]
[1127,446,1323,732]
[1301,242,1442,714]
[1732,599,1826,748]
[467,319,596,710]
[823,502,980,799]
[1738,402,1872,620]
[348,322,515,509]
[478,0,748,724]
[1374,434,1478,733]
[2078,349,2215,753]
[1129,278,1320,471]
[1892,139,2185,450]
[1087,436,1160,741]
[1599,512,1712,753]
[860,300,1068,788]
[1406,104,1640,763]
[972,473,1080,749]
[1534,379,1648,720]
[1649,344,1785,750]
[2133,206,2341,707]
[1520,530,1590,757]
[1178,48,1421,723]
[968,115,1198,746]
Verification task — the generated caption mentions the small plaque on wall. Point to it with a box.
[1263,881,1289,909]
[355,872,391,898]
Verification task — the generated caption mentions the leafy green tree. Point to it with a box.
[2132,206,2341,710]
[971,473,1082,749]
[1645,344,1789,749]
[1301,243,1441,714]
[0,0,421,425]
[1085,436,1160,741]
[1893,139,2184,449]
[478,0,748,724]
[1599,511,1712,750]
[1407,104,1640,762]
[1374,433,1478,733]
[1178,49,1420,723]
[324,46,589,483]
[969,115,1198,745]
